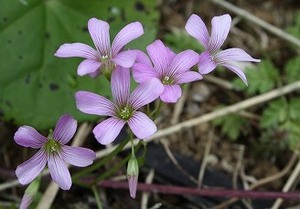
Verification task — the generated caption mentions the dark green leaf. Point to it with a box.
[284,57,300,83]
[0,0,159,129]
[260,99,287,128]
[213,113,246,141]
[233,60,279,95]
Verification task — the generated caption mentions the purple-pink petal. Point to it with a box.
[15,149,47,185]
[222,63,248,85]
[14,126,47,149]
[48,154,71,190]
[185,14,210,49]
[198,51,217,74]
[130,78,164,110]
[75,91,116,116]
[166,47,177,61]
[132,63,158,83]
[77,59,101,76]
[208,14,232,53]
[168,49,199,75]
[112,22,144,54]
[135,50,152,66]
[128,175,138,198]
[113,50,137,68]
[93,117,126,145]
[88,18,111,56]
[214,48,261,63]
[54,43,98,60]
[176,71,203,84]
[146,40,171,76]
[20,193,32,209]
[53,114,77,145]
[111,67,130,106]
[160,85,182,103]
[88,70,101,78]
[128,111,157,139]
[61,145,96,167]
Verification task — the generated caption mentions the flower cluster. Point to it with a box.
[15,13,260,206]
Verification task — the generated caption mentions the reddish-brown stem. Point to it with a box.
[99,180,300,200]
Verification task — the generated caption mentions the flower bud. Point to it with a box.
[20,178,40,209]
[127,155,139,198]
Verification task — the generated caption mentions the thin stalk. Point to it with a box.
[94,142,142,183]
[92,186,103,209]
[73,137,130,180]
[150,100,163,119]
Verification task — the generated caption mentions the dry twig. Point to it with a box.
[94,81,300,162]
[271,158,300,209]
[170,84,189,125]
[210,0,300,47]
[210,153,297,209]
[141,169,155,209]
[161,139,198,184]
[197,129,214,187]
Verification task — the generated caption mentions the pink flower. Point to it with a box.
[15,115,96,190]
[132,40,202,103]
[75,67,164,145]
[185,14,260,85]
[55,18,144,78]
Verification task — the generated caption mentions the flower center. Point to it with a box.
[44,131,61,154]
[118,107,132,120]
[162,76,173,85]
[44,139,61,154]
[100,55,109,62]
[98,55,116,81]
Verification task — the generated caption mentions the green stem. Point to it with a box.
[94,141,142,183]
[137,142,147,166]
[74,141,142,186]
[150,100,163,119]
[73,137,130,180]
[92,186,103,209]
[95,154,131,183]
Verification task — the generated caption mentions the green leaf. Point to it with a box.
[260,99,287,128]
[0,0,159,129]
[286,11,300,39]
[233,60,279,94]
[288,99,300,120]
[164,28,204,53]
[284,57,300,83]
[213,113,246,141]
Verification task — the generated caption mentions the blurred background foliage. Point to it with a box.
[0,0,159,129]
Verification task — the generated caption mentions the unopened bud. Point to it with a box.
[20,178,40,209]
[127,155,139,198]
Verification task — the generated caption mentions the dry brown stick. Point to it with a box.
[95,80,300,160]
[210,0,300,48]
[204,75,234,90]
[170,84,189,125]
[197,129,214,187]
[36,122,92,209]
[150,81,300,142]
[250,154,297,190]
[141,169,155,209]
[232,145,245,190]
[0,180,20,192]
[209,153,297,209]
[271,158,300,209]
[161,139,198,184]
